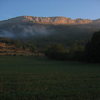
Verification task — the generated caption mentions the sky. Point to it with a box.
[0,0,100,20]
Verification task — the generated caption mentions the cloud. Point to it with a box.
[0,30,15,38]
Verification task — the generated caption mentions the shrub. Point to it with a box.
[45,44,67,60]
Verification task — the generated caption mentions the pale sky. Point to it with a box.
[0,0,100,20]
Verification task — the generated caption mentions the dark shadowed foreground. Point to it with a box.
[0,56,100,100]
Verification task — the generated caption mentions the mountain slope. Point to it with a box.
[0,16,100,47]
[0,16,93,25]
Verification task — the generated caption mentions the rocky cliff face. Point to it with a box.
[21,16,92,24]
[0,16,93,25]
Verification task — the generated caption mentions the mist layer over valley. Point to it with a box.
[0,16,100,47]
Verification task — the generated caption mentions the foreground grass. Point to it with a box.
[0,56,99,100]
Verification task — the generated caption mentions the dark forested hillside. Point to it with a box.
[0,16,100,56]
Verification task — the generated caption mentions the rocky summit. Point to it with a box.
[0,16,93,25]
[22,16,93,24]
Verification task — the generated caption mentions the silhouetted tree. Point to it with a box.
[85,31,100,62]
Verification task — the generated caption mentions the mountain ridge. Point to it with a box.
[0,16,100,45]
[0,16,94,25]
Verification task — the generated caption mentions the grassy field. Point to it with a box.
[0,56,99,100]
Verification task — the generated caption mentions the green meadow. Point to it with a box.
[0,56,100,100]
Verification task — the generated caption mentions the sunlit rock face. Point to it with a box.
[0,16,92,25]
[18,16,92,24]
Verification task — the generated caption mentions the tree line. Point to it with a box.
[44,31,100,63]
[0,31,99,63]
